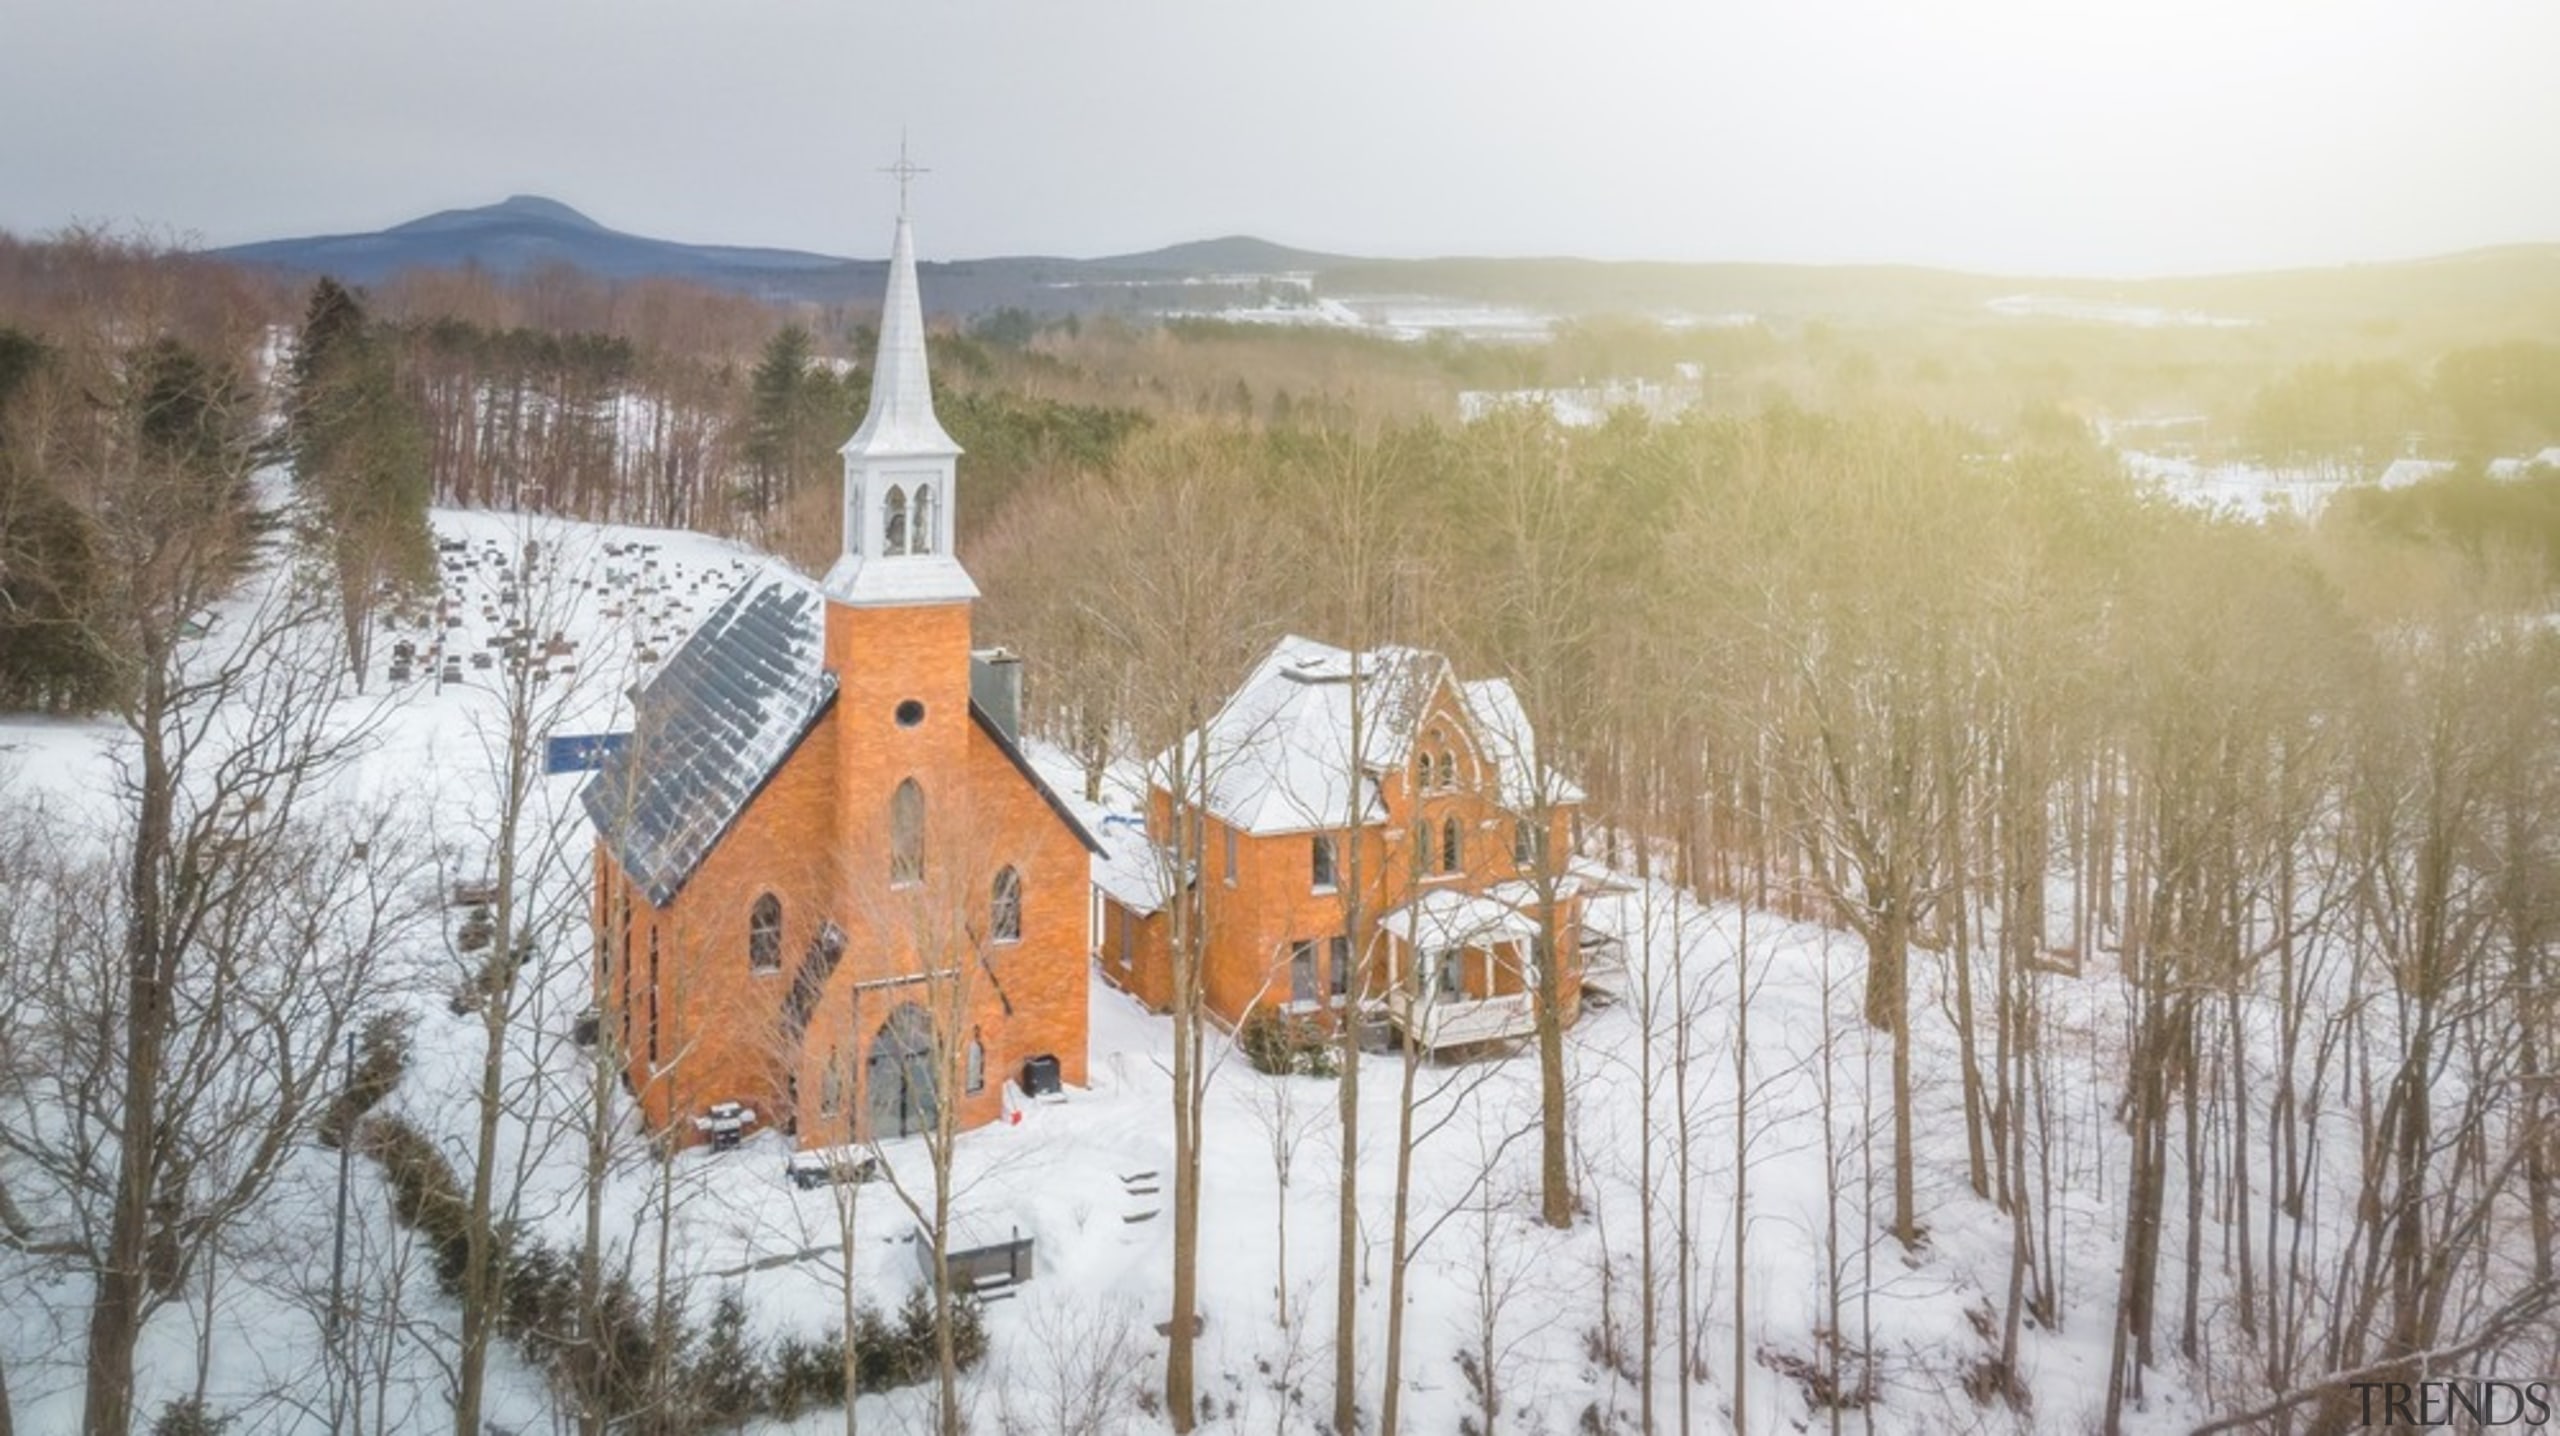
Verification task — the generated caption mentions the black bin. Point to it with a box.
[1020,1054,1061,1098]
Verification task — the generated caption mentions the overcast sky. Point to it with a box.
[3,0,2554,277]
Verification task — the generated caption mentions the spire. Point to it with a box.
[823,159,975,610]
[842,207,958,461]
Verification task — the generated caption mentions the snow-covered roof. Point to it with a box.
[582,569,836,906]
[1376,889,1542,950]
[1091,816,1172,915]
[841,215,959,461]
[1461,678,1584,809]
[1166,635,1575,837]
[1485,857,1628,910]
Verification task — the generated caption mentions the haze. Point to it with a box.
[2,0,2554,277]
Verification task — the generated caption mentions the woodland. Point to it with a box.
[0,225,2557,1435]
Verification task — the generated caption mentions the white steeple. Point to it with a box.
[824,178,975,608]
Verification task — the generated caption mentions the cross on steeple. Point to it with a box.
[879,132,929,218]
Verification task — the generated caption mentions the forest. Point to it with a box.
[0,224,2557,1436]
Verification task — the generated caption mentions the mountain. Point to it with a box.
[207,197,2560,332]
[1081,235,1347,273]
[213,194,855,295]
[209,196,1331,316]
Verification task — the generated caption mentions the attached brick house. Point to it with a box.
[584,211,1095,1148]
[1096,637,1614,1050]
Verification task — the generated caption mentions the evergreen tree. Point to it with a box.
[285,279,434,685]
[0,326,118,713]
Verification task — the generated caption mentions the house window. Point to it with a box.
[1329,935,1351,999]
[1291,940,1318,1006]
[1311,833,1338,891]
[1223,825,1237,886]
[1437,751,1456,791]
[914,483,938,555]
[749,892,782,972]
[991,866,1023,943]
[646,928,661,1067]
[966,1032,986,1094]
[1515,817,1547,870]
[883,485,909,556]
[1118,908,1134,966]
[891,778,925,886]
[1435,946,1464,1000]
[1440,817,1461,874]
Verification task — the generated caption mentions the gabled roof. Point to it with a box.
[1460,678,1585,809]
[582,569,836,906]
[1168,635,1576,837]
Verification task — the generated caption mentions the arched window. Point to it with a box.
[991,866,1023,943]
[966,1031,987,1094]
[1437,750,1457,791]
[891,779,925,885]
[883,485,909,556]
[913,483,938,555]
[749,892,782,972]
[1440,816,1462,874]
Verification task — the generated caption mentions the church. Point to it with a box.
[583,205,1095,1149]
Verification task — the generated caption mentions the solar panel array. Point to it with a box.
[581,571,837,905]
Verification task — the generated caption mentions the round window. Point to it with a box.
[895,699,926,728]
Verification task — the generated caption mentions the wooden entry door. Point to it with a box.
[867,1002,939,1139]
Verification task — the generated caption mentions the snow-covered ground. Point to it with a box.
[1164,291,1556,344]
[2096,415,2560,522]
[1986,294,2256,329]
[1,504,2205,1434]
[1458,379,1702,428]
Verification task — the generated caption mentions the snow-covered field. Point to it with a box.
[1,505,2205,1434]
[1164,291,1556,344]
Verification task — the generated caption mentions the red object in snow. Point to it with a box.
[1009,1109,1023,1125]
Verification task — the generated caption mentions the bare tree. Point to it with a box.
[1080,422,1289,1433]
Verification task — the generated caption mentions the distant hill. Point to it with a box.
[207,197,2560,333]
[1082,235,1348,274]
[209,196,1328,317]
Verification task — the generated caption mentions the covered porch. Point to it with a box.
[1374,889,1543,1049]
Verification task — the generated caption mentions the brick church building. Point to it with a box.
[585,206,1095,1149]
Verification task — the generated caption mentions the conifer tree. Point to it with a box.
[284,278,433,685]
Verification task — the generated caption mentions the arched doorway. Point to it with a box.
[867,1003,939,1139]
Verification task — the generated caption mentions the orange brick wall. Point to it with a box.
[595,706,844,1135]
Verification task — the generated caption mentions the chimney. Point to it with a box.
[970,648,1023,743]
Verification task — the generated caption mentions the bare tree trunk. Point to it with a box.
[1731,899,1750,1436]
[1377,1028,1423,1436]
[81,657,173,1436]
